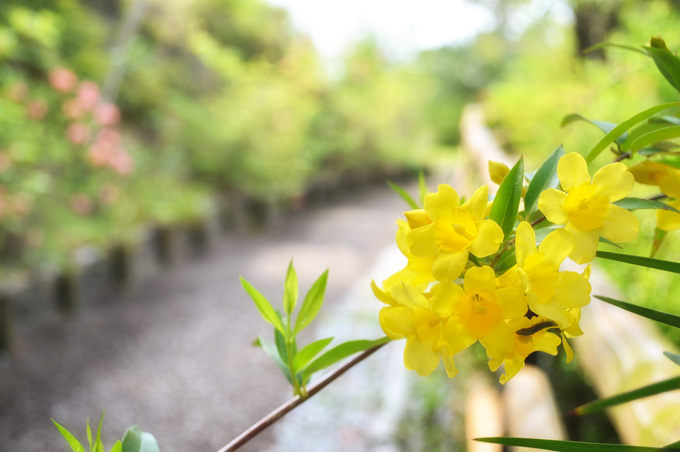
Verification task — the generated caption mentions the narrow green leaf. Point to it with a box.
[240,277,285,334]
[645,45,680,94]
[524,146,564,217]
[255,336,291,383]
[274,327,289,364]
[595,251,680,274]
[301,336,390,378]
[109,441,123,452]
[121,426,160,452]
[387,180,419,210]
[624,125,680,154]
[663,440,680,450]
[585,102,680,163]
[292,337,334,371]
[94,412,105,452]
[561,115,629,144]
[52,419,86,452]
[293,269,329,334]
[283,260,298,317]
[664,351,680,366]
[584,41,648,56]
[595,295,680,328]
[599,236,623,249]
[613,197,680,214]
[418,171,428,207]
[476,437,665,451]
[87,418,93,451]
[573,376,680,415]
[489,157,524,239]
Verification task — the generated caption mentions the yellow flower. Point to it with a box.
[538,152,639,264]
[381,220,436,291]
[628,161,680,232]
[406,184,504,281]
[436,266,526,359]
[498,222,591,329]
[488,160,510,185]
[487,316,562,384]
[372,281,457,377]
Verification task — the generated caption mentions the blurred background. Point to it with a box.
[1,0,680,450]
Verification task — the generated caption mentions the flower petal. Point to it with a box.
[496,286,527,319]
[430,282,464,317]
[562,332,574,363]
[371,280,397,306]
[554,271,591,308]
[657,200,680,231]
[404,209,431,230]
[439,349,459,378]
[432,250,468,282]
[558,152,591,190]
[538,188,568,225]
[592,162,635,201]
[404,335,441,376]
[464,185,489,222]
[529,301,570,329]
[379,306,413,339]
[565,223,599,264]
[424,184,459,221]
[600,204,639,243]
[407,223,438,256]
[464,265,496,293]
[439,316,477,355]
[391,282,429,310]
[515,221,536,268]
[533,331,561,355]
[468,219,504,257]
[479,321,514,357]
[538,228,573,268]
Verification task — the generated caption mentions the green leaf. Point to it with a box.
[585,102,680,163]
[387,180,419,210]
[301,336,390,379]
[240,276,285,334]
[274,326,289,363]
[121,426,160,452]
[292,337,334,371]
[664,351,680,366]
[599,236,623,249]
[595,295,680,328]
[584,41,648,56]
[562,115,629,144]
[645,44,680,94]
[52,419,86,452]
[595,251,680,274]
[573,375,680,415]
[489,157,524,240]
[255,336,291,383]
[283,260,298,317]
[109,441,123,452]
[613,197,680,214]
[418,171,428,207]
[524,146,564,218]
[293,269,329,334]
[94,412,105,452]
[87,418,93,451]
[475,437,667,451]
[623,125,680,154]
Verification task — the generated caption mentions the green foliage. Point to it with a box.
[489,156,524,239]
[52,413,125,452]
[242,263,389,397]
[524,146,564,218]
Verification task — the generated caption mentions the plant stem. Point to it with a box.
[216,342,388,452]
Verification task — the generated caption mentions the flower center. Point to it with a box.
[563,184,609,230]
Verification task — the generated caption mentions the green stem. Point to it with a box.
[285,337,302,397]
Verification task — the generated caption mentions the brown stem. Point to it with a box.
[530,216,546,227]
[613,151,632,162]
[216,342,388,452]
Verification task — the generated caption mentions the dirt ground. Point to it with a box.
[0,181,417,452]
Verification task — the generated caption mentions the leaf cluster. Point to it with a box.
[52,413,159,452]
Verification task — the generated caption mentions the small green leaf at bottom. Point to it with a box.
[595,295,680,328]
[476,437,668,451]
[121,426,160,452]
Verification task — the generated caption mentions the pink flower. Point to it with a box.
[70,194,94,216]
[77,81,100,111]
[94,102,121,126]
[62,98,85,120]
[88,141,114,167]
[96,128,121,146]
[66,123,91,144]
[49,67,78,92]
[28,100,48,120]
[109,149,134,175]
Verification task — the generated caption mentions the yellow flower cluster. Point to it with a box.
[374,152,644,384]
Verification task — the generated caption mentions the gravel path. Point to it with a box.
[0,181,416,452]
